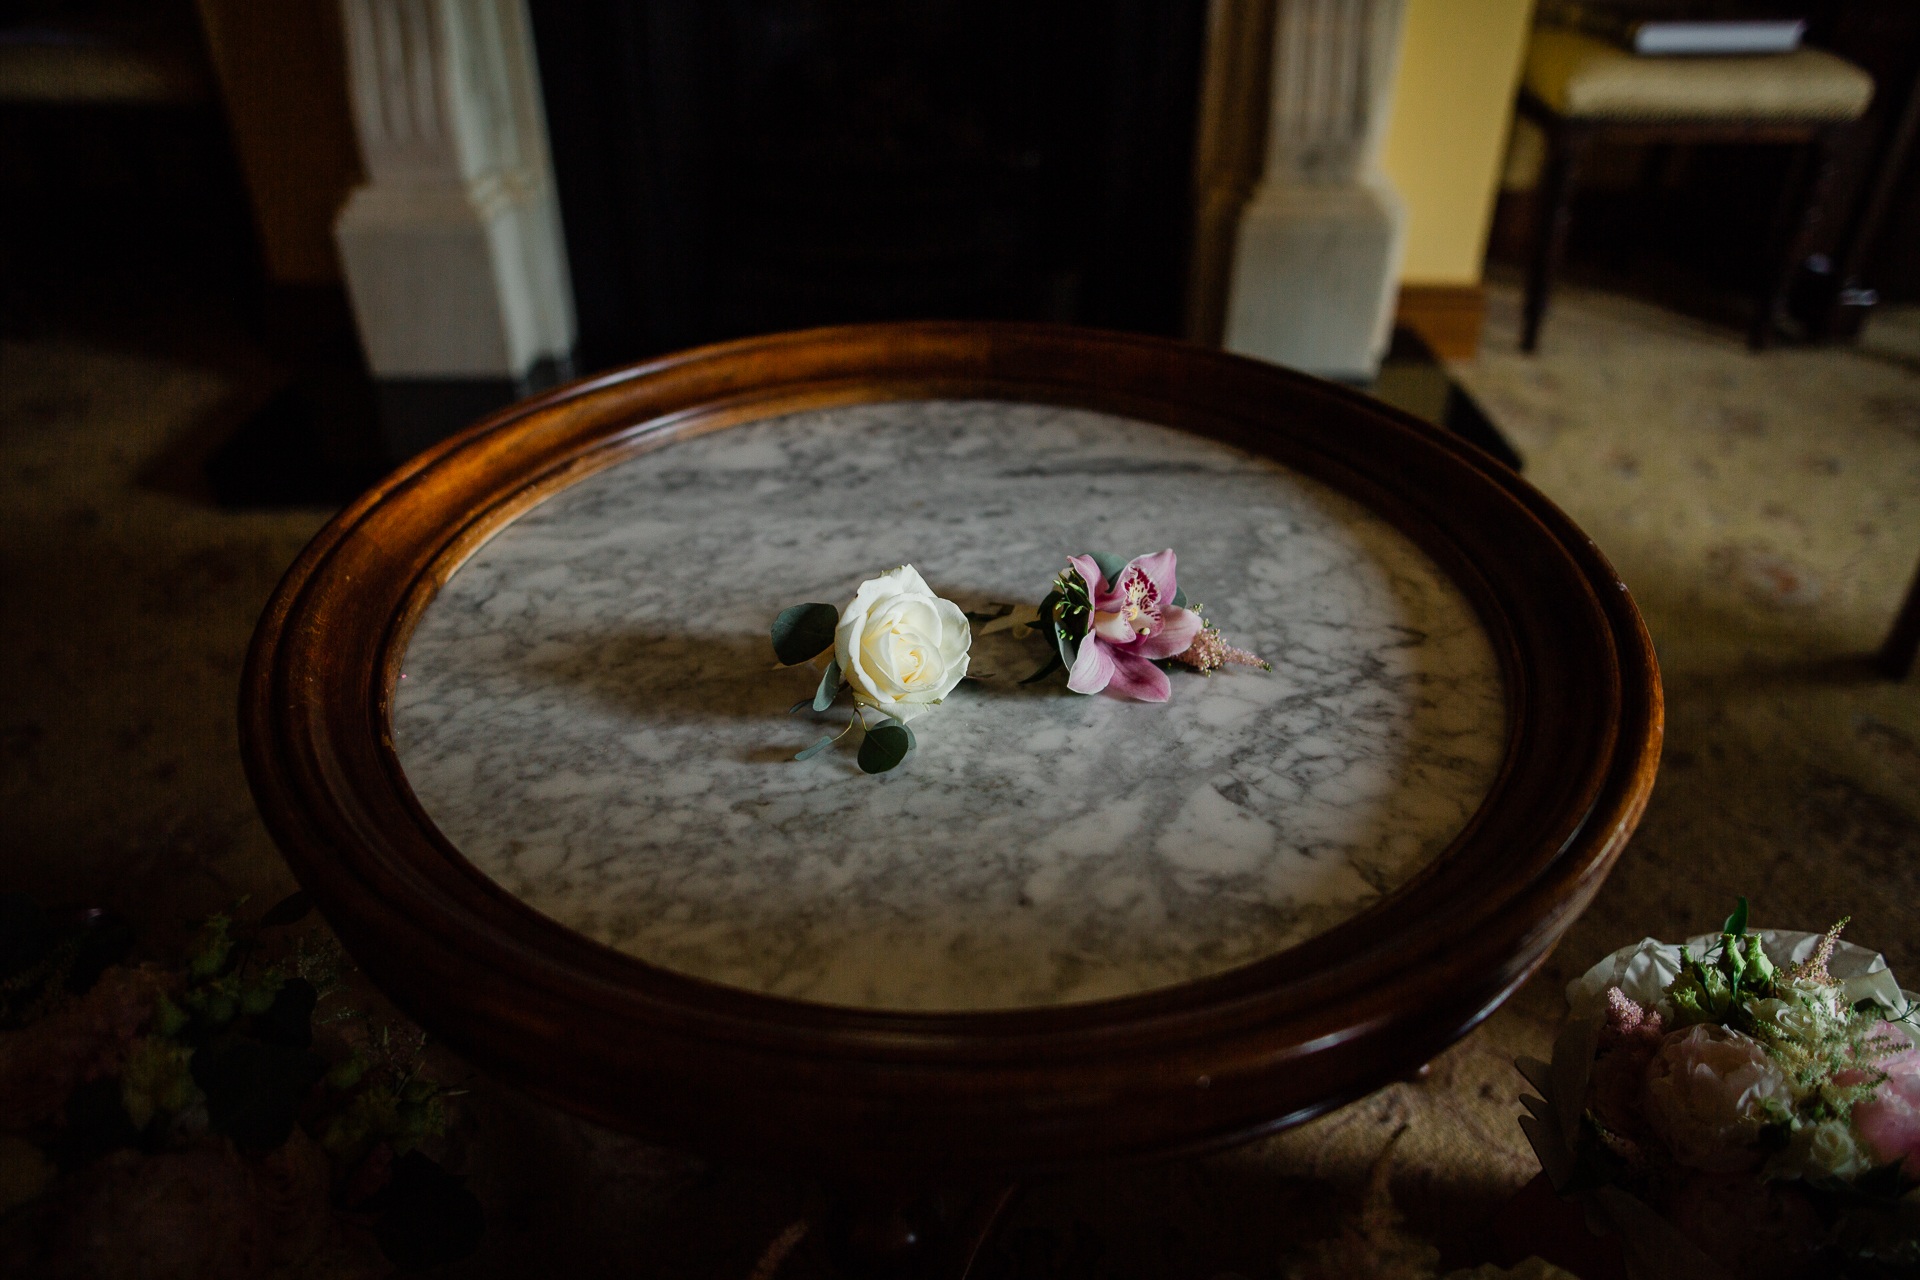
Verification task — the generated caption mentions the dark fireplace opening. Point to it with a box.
[529,1,1208,373]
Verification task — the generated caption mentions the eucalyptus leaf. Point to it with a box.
[788,699,811,716]
[1052,615,1078,672]
[771,603,839,666]
[857,723,911,774]
[192,1039,329,1153]
[1172,587,1187,609]
[813,658,842,712]
[1020,652,1063,685]
[253,977,318,1049]
[794,733,838,762]
[1090,552,1128,589]
[886,717,916,751]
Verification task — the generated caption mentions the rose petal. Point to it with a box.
[835,564,966,718]
[1105,648,1171,701]
[880,698,926,724]
[885,564,932,596]
[1135,606,1203,659]
[934,597,973,661]
[1854,1045,1920,1175]
[1067,633,1115,694]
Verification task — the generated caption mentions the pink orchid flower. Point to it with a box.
[1065,550,1204,702]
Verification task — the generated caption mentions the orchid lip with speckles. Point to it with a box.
[1063,550,1202,702]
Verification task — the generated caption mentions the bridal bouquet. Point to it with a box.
[0,893,481,1274]
[771,552,1268,773]
[1518,900,1920,1279]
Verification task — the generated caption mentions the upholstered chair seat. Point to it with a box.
[1525,30,1873,122]
[1516,28,1875,351]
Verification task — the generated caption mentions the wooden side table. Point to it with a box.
[240,324,1661,1269]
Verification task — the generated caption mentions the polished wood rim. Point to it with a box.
[240,322,1661,1176]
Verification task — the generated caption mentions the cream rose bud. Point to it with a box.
[1767,1117,1873,1182]
[833,565,971,724]
[1750,997,1822,1046]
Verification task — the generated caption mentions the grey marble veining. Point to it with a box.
[392,401,1506,1010]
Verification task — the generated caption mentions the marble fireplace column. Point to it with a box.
[334,0,576,457]
[1223,0,1408,381]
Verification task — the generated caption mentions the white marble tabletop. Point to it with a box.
[392,400,1506,1011]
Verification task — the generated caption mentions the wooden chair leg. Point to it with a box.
[1877,554,1920,679]
[1751,126,1846,351]
[1522,121,1592,354]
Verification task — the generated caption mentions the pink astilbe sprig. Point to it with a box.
[1171,608,1270,675]
[1787,915,1850,986]
[1602,985,1665,1042]
[1584,987,1667,1161]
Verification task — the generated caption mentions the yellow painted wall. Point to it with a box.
[1380,0,1536,285]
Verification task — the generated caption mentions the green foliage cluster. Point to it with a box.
[0,892,482,1269]
[1667,899,1778,1029]
[1576,899,1920,1272]
[773,601,916,774]
[1668,899,1907,1140]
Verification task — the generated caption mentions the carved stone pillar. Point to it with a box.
[335,0,575,455]
[1223,0,1408,380]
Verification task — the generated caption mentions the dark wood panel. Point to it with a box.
[527,2,1208,372]
[193,0,362,285]
[239,323,1662,1177]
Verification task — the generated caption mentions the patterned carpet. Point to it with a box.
[3,276,1918,1276]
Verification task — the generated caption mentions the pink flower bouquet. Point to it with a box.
[1517,900,1920,1280]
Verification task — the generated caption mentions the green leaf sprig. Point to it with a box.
[773,601,916,774]
[2,891,482,1269]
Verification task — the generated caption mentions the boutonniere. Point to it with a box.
[988,549,1268,699]
[771,565,970,774]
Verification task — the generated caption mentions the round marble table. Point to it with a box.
[241,324,1660,1177]
[393,399,1507,1012]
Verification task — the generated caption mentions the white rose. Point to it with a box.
[833,565,970,724]
[1749,997,1823,1047]
[1767,1118,1873,1182]
[1782,976,1851,1023]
